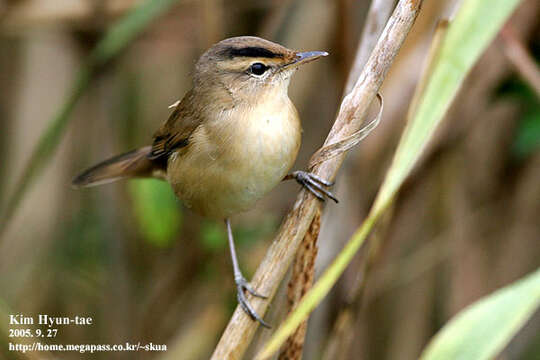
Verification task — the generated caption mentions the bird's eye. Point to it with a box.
[249,63,268,76]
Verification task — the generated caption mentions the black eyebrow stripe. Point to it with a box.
[224,46,282,58]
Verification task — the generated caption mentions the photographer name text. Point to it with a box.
[10,314,93,328]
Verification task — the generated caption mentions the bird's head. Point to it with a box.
[193,36,328,101]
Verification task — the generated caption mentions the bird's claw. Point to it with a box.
[292,171,338,203]
[235,276,270,328]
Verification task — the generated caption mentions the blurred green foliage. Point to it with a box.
[496,77,540,158]
[201,217,278,253]
[235,217,278,247]
[128,179,182,247]
[201,221,227,252]
[59,212,109,269]
[515,108,540,157]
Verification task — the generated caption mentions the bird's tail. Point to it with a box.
[72,146,165,188]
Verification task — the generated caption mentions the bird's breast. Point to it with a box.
[167,96,301,219]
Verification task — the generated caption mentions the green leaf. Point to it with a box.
[0,0,182,236]
[257,0,524,358]
[128,179,181,247]
[420,268,540,360]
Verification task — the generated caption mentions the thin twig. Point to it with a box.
[211,1,423,359]
[499,24,540,98]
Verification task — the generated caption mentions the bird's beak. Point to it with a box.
[282,51,329,70]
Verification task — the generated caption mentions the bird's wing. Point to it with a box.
[149,90,201,160]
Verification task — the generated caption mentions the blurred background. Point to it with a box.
[0,0,539,359]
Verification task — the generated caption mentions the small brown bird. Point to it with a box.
[73,36,336,326]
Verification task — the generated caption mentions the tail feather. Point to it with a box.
[72,146,165,188]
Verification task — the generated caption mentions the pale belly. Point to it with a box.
[167,104,301,219]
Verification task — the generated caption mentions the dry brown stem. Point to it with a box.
[277,210,321,360]
[211,1,424,359]
[345,0,396,95]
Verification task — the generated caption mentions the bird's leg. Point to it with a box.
[225,219,270,328]
[284,171,338,203]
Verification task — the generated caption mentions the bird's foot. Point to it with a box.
[291,171,338,203]
[235,275,270,328]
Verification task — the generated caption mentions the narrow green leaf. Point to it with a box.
[0,0,182,235]
[372,0,523,213]
[257,0,523,358]
[420,268,540,360]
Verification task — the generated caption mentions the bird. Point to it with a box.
[72,36,337,327]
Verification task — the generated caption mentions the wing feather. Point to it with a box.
[149,90,201,160]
